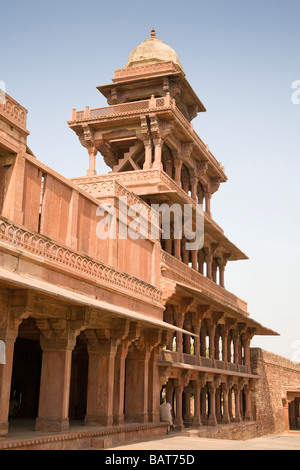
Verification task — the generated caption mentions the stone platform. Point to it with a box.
[0,420,169,450]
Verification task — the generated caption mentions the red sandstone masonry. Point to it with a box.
[251,348,300,435]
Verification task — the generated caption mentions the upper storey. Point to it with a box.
[68,31,227,206]
[98,29,206,122]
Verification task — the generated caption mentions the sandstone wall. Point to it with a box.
[251,348,300,435]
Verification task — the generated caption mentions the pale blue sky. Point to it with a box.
[1,0,300,359]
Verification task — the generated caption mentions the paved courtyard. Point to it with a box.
[107,432,300,451]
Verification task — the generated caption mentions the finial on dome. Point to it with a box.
[150,28,156,38]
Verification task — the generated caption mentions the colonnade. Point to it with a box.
[0,315,165,437]
[163,375,254,430]
[164,306,255,372]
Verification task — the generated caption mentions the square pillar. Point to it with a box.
[36,344,74,432]
[125,330,162,424]
[85,332,118,427]
[113,341,128,426]
[0,340,16,438]
[125,349,151,423]
[148,347,161,423]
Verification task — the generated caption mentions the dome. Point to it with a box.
[125,29,184,72]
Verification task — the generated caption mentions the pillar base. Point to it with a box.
[143,163,152,170]
[35,418,69,433]
[152,162,163,170]
[125,412,148,424]
[149,411,160,423]
[184,418,193,428]
[84,414,113,427]
[113,415,125,426]
[222,417,231,424]
[174,423,185,432]
[233,417,242,423]
[0,422,8,438]
[86,170,97,177]
[192,418,202,427]
[207,417,218,427]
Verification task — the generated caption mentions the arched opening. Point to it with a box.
[9,318,42,424]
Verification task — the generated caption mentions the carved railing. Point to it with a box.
[71,95,174,122]
[0,92,28,131]
[161,251,248,315]
[0,217,162,304]
[159,350,252,374]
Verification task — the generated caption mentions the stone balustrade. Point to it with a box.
[159,349,252,375]
[0,92,28,131]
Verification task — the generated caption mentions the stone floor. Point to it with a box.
[104,431,300,451]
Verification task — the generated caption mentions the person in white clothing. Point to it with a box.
[160,398,173,434]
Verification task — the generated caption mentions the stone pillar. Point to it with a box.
[200,321,207,358]
[125,330,161,423]
[148,346,162,423]
[113,340,128,426]
[228,388,234,422]
[174,307,184,362]
[212,258,218,283]
[183,386,192,427]
[233,331,240,365]
[221,383,231,424]
[84,333,118,427]
[204,247,213,280]
[166,380,174,411]
[0,333,17,438]
[174,159,183,188]
[197,250,204,275]
[204,190,212,217]
[216,387,222,423]
[174,238,182,261]
[200,387,207,425]
[219,262,225,288]
[153,138,164,169]
[174,380,184,431]
[207,381,217,426]
[182,238,189,265]
[113,322,138,426]
[244,382,253,421]
[192,380,202,427]
[191,249,198,271]
[190,177,198,201]
[87,147,97,176]
[143,139,152,170]
[36,334,77,432]
[233,383,242,422]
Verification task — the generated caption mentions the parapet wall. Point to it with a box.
[251,348,300,435]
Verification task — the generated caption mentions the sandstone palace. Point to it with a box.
[0,31,300,450]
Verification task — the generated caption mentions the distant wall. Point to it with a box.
[251,348,300,435]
